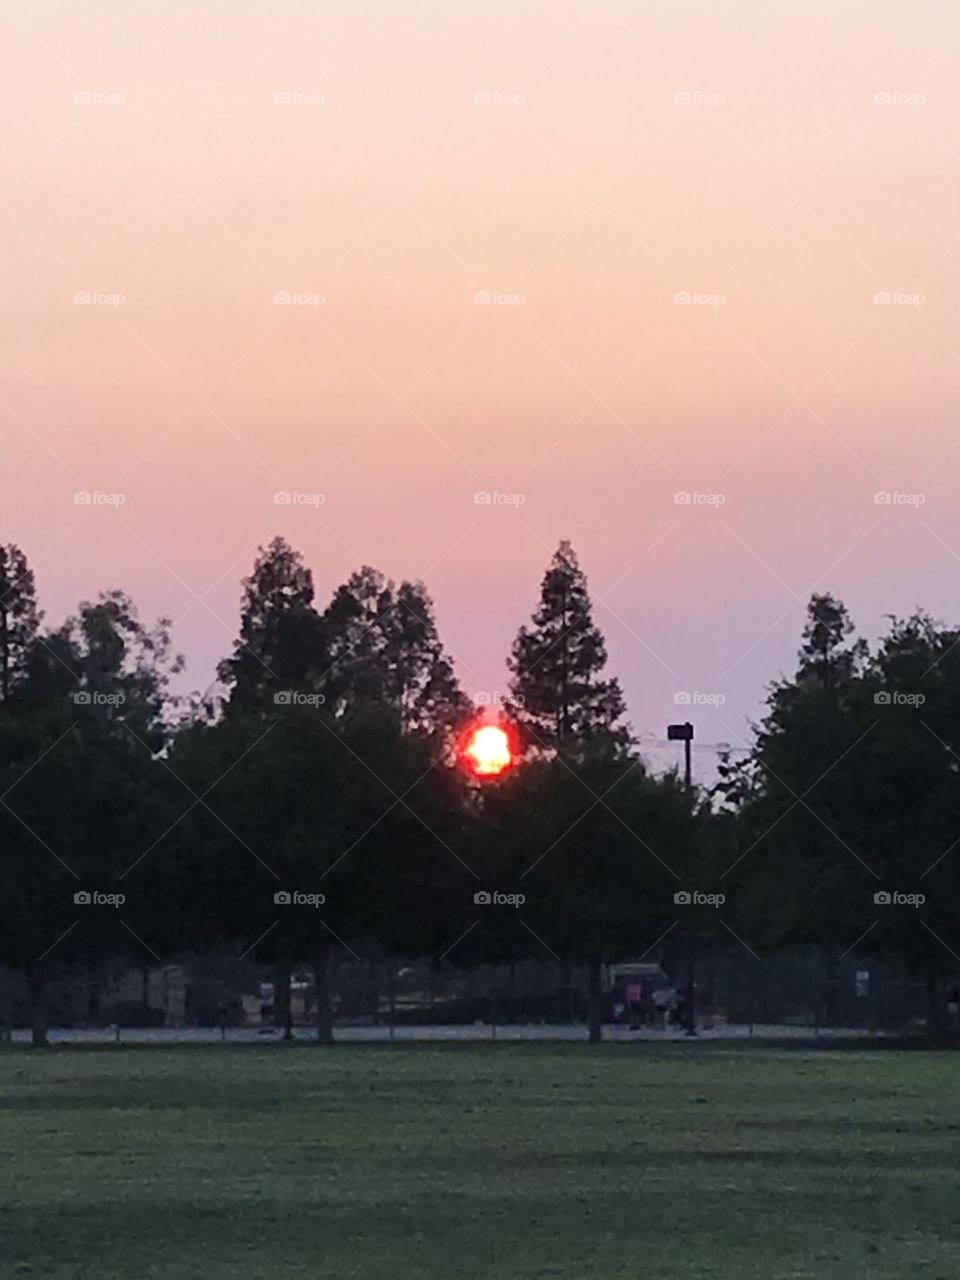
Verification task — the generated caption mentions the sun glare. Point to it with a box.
[463,724,513,778]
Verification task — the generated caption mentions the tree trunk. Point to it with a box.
[27,971,48,1047]
[88,972,101,1025]
[684,957,697,1035]
[823,950,840,1027]
[314,950,334,1045]
[925,966,946,1042]
[587,958,603,1044]
[275,960,294,1040]
[0,969,10,1043]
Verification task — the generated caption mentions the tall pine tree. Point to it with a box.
[507,540,630,759]
[323,567,470,738]
[0,543,41,706]
[218,537,325,711]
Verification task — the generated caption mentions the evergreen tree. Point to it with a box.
[323,567,470,738]
[61,590,183,746]
[218,536,324,711]
[0,543,41,705]
[507,540,630,758]
[797,592,868,689]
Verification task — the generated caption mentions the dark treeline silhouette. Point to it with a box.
[0,540,955,1044]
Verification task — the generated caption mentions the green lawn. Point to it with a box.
[1,1042,959,1279]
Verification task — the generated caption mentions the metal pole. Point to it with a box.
[684,724,696,1034]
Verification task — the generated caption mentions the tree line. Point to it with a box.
[0,539,956,1044]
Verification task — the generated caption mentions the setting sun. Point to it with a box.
[462,724,513,778]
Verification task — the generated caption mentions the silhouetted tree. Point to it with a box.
[58,589,183,747]
[218,536,324,712]
[502,541,636,1035]
[0,543,41,706]
[323,567,470,739]
[507,541,630,761]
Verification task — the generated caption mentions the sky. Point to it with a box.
[3,0,960,779]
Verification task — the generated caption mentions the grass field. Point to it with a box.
[2,1042,959,1279]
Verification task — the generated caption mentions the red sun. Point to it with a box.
[462,724,513,778]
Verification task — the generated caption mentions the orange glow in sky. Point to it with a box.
[463,724,513,778]
[5,2,960,766]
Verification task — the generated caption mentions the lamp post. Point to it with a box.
[666,720,693,790]
[667,721,696,1035]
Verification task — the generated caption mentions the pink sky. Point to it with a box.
[4,0,960,775]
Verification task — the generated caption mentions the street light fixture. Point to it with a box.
[667,720,697,1036]
[666,720,693,789]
